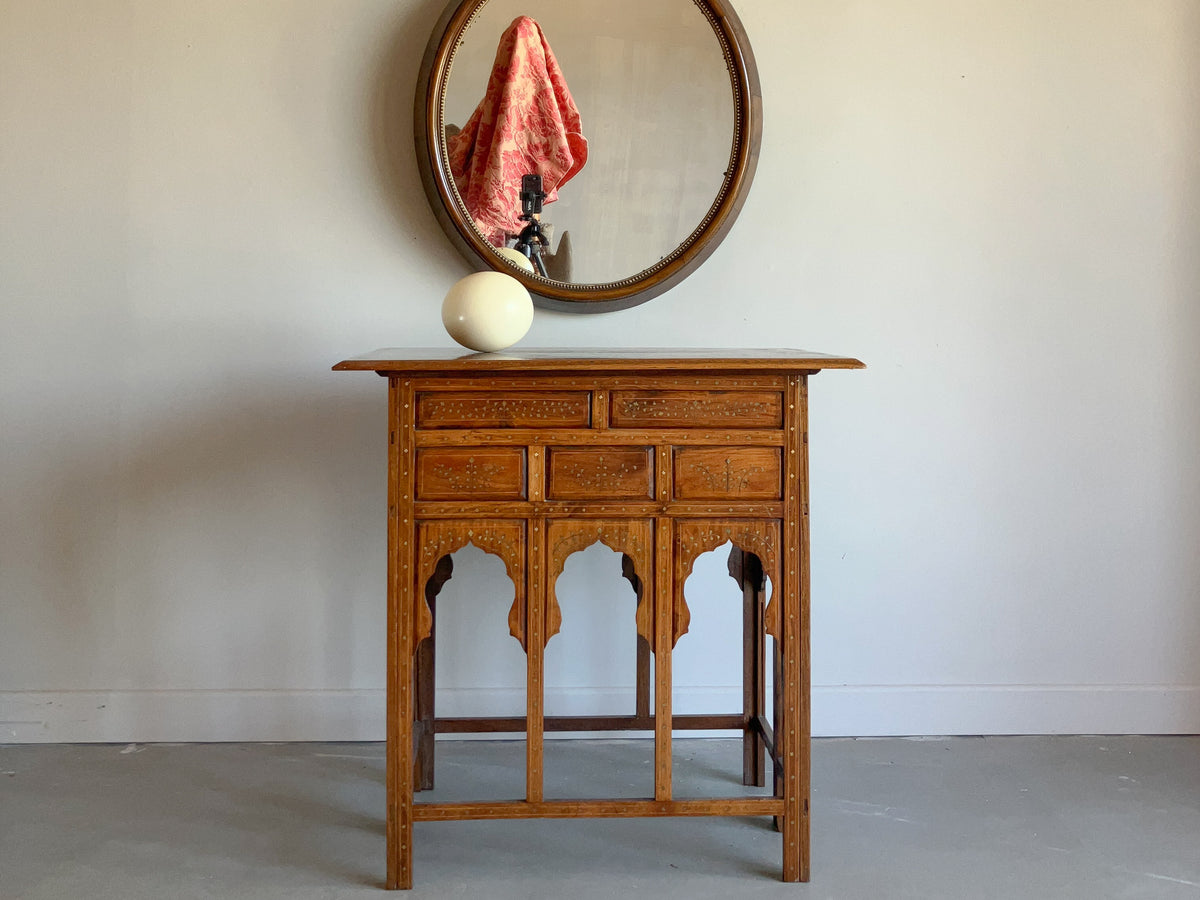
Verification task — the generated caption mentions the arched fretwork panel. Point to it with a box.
[546,519,653,649]
[674,520,780,648]
[416,520,526,653]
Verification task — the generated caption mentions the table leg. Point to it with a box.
[739,551,766,787]
[636,637,652,718]
[526,520,545,803]
[654,518,673,801]
[773,637,784,833]
[781,374,811,882]
[387,376,416,890]
[415,555,453,792]
[414,597,436,792]
[628,554,652,719]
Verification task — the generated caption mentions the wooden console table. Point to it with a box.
[334,349,863,889]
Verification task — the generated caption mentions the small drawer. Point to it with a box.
[417,392,591,429]
[674,447,782,500]
[610,391,783,429]
[547,447,654,500]
[416,448,526,500]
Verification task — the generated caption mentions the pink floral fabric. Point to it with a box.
[447,16,588,246]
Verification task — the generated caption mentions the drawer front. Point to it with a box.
[673,447,782,500]
[547,447,654,500]
[609,391,783,429]
[416,448,526,500]
[417,392,591,429]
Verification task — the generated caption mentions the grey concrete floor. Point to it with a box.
[1,737,1197,899]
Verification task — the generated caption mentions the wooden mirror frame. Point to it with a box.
[415,0,762,313]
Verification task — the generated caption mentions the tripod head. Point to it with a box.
[514,173,550,277]
[519,174,547,220]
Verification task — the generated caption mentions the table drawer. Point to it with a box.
[416,392,591,429]
[609,391,783,429]
[547,447,654,500]
[673,447,782,500]
[416,448,526,500]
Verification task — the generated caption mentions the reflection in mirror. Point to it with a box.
[446,14,589,267]
[443,0,737,286]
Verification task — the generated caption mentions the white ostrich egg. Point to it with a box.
[441,271,534,352]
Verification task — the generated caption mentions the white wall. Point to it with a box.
[1,0,1197,742]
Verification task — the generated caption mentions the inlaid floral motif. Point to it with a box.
[430,457,506,491]
[692,458,767,494]
[422,397,585,421]
[560,454,644,489]
[616,397,773,420]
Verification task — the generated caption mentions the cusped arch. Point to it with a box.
[546,520,654,648]
[416,520,526,652]
[675,520,780,647]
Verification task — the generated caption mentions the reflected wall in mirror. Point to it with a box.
[416,0,761,312]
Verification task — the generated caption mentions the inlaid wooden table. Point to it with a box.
[334,349,863,889]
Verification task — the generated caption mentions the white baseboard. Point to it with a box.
[2,684,1197,743]
[812,684,1200,736]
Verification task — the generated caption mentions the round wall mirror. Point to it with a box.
[415,0,761,312]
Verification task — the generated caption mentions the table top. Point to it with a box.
[333,348,865,374]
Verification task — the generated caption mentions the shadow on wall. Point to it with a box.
[369,0,468,270]
[1170,27,1200,695]
[2,1,472,739]
[2,0,468,742]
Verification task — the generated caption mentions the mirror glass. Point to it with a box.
[442,0,735,286]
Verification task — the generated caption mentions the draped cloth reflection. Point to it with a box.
[447,16,588,247]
